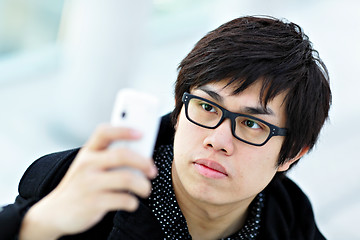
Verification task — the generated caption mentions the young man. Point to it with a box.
[1,16,331,239]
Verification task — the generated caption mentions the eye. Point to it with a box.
[200,103,217,113]
[243,119,261,129]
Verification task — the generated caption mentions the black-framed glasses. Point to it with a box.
[182,92,287,146]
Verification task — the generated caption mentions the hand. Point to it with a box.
[19,124,158,240]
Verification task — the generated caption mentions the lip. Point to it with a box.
[193,159,228,179]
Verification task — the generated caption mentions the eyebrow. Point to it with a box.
[197,86,224,103]
[196,86,274,116]
[243,106,274,115]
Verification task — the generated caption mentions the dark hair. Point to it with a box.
[172,16,331,167]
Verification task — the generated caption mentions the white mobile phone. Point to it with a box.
[110,88,161,158]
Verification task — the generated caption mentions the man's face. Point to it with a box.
[172,80,290,206]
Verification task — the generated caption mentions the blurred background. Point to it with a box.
[0,0,359,239]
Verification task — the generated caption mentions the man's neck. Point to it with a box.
[172,168,255,240]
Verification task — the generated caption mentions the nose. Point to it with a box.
[203,118,235,155]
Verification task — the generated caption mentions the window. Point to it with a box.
[0,0,64,57]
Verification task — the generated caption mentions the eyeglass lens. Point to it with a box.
[187,97,271,145]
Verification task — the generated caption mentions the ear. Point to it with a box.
[277,146,310,172]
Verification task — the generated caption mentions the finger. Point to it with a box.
[97,170,152,198]
[98,192,140,212]
[88,148,158,179]
[85,124,142,151]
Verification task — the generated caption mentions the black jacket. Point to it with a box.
[0,114,325,239]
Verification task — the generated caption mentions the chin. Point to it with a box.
[185,181,227,204]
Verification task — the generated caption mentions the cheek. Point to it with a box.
[174,109,203,145]
[264,138,283,165]
[233,137,282,166]
[173,110,196,159]
[230,141,282,192]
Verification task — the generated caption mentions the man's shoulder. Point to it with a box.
[267,173,311,208]
[260,173,325,239]
[18,148,80,199]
